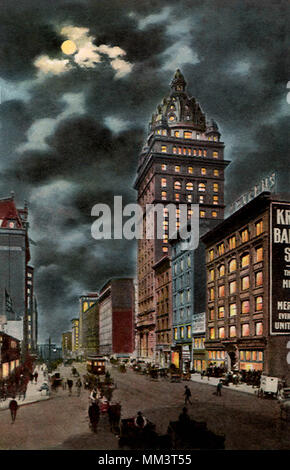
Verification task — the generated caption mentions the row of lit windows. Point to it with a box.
[161,191,219,208]
[193,338,205,349]
[174,325,192,340]
[209,321,263,339]
[208,221,264,261]
[208,271,263,300]
[240,350,263,362]
[161,178,219,192]
[160,145,219,158]
[208,248,263,280]
[209,296,263,319]
[161,164,220,177]
[208,350,226,360]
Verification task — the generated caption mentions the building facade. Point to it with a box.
[71,318,80,357]
[78,293,99,358]
[0,332,21,380]
[98,278,135,357]
[202,192,290,381]
[134,69,229,360]
[81,302,99,357]
[153,256,172,367]
[62,331,72,359]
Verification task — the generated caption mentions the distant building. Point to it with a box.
[25,265,38,356]
[71,318,80,357]
[78,293,99,358]
[38,343,62,362]
[98,278,135,357]
[62,331,72,359]
[81,302,99,357]
[202,192,290,381]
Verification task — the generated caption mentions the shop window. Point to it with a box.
[255,271,263,287]
[255,296,263,311]
[241,276,250,291]
[241,323,250,337]
[230,303,237,316]
[255,322,263,336]
[218,306,225,318]
[241,300,250,314]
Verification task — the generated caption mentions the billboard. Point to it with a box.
[270,202,290,334]
[192,312,206,334]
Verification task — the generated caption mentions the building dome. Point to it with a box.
[149,69,206,133]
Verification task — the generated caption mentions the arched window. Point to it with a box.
[174,181,181,190]
[198,183,206,192]
[229,258,237,273]
[186,182,193,191]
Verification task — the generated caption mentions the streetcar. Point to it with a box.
[86,355,106,375]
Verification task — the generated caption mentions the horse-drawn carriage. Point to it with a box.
[118,418,159,449]
[167,419,225,449]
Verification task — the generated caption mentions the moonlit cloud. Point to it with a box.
[138,6,172,30]
[34,55,72,76]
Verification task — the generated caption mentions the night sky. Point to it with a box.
[0,0,289,343]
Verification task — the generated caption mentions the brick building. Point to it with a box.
[202,192,290,381]
[134,69,230,360]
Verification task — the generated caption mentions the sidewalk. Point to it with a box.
[190,373,259,396]
[0,365,51,412]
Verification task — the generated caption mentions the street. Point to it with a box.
[0,363,289,450]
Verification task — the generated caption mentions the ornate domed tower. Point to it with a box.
[134,70,230,360]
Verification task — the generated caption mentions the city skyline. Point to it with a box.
[0,0,288,343]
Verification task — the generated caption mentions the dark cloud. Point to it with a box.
[0,0,289,343]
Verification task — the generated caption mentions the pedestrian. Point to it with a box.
[76,378,82,396]
[67,379,73,396]
[34,372,38,383]
[184,385,192,405]
[217,380,223,396]
[9,397,19,423]
[88,402,100,433]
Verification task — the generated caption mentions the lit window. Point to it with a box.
[183,148,187,155]
[175,193,180,201]
[162,129,167,136]
[200,210,205,218]
[229,259,237,272]
[184,131,192,139]
[230,326,236,338]
[230,281,237,294]
[161,145,167,153]
[178,147,182,155]
[209,249,214,261]
[213,151,219,158]
[255,247,263,262]
[230,303,237,316]
[186,182,193,191]
[212,211,218,218]
[241,323,250,337]
[187,148,192,156]
[174,131,180,137]
[198,149,202,156]
[188,167,193,174]
[187,326,192,338]
[162,191,167,200]
[174,328,178,340]
[241,253,250,268]
[209,308,214,321]
[241,229,249,243]
[218,285,225,297]
[213,183,219,192]
[218,306,225,318]
[241,300,250,314]
[218,243,225,256]
[255,296,263,311]
[193,149,197,156]
[218,327,225,339]
[209,269,215,281]
[209,287,215,301]
[180,327,184,339]
[199,195,204,204]
[162,247,168,253]
[214,169,219,176]
[229,236,236,250]
[255,220,263,236]
[174,181,181,190]
[255,322,263,336]
[241,276,250,290]
[201,168,207,175]
[173,147,177,154]
[219,265,225,277]
[213,196,219,205]
[169,115,175,121]
[196,133,200,140]
[255,271,263,287]
[161,164,167,171]
[203,150,207,157]
[161,178,167,188]
[209,327,215,339]
[175,165,180,172]
[198,183,206,192]
[187,194,192,202]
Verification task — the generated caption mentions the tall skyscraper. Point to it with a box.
[134,70,230,360]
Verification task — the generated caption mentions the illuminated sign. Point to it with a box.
[270,202,290,334]
[227,172,276,217]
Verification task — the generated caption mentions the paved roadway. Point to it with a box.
[0,362,289,450]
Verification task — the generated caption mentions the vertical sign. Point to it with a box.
[270,202,290,334]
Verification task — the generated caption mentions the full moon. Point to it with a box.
[61,40,77,55]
